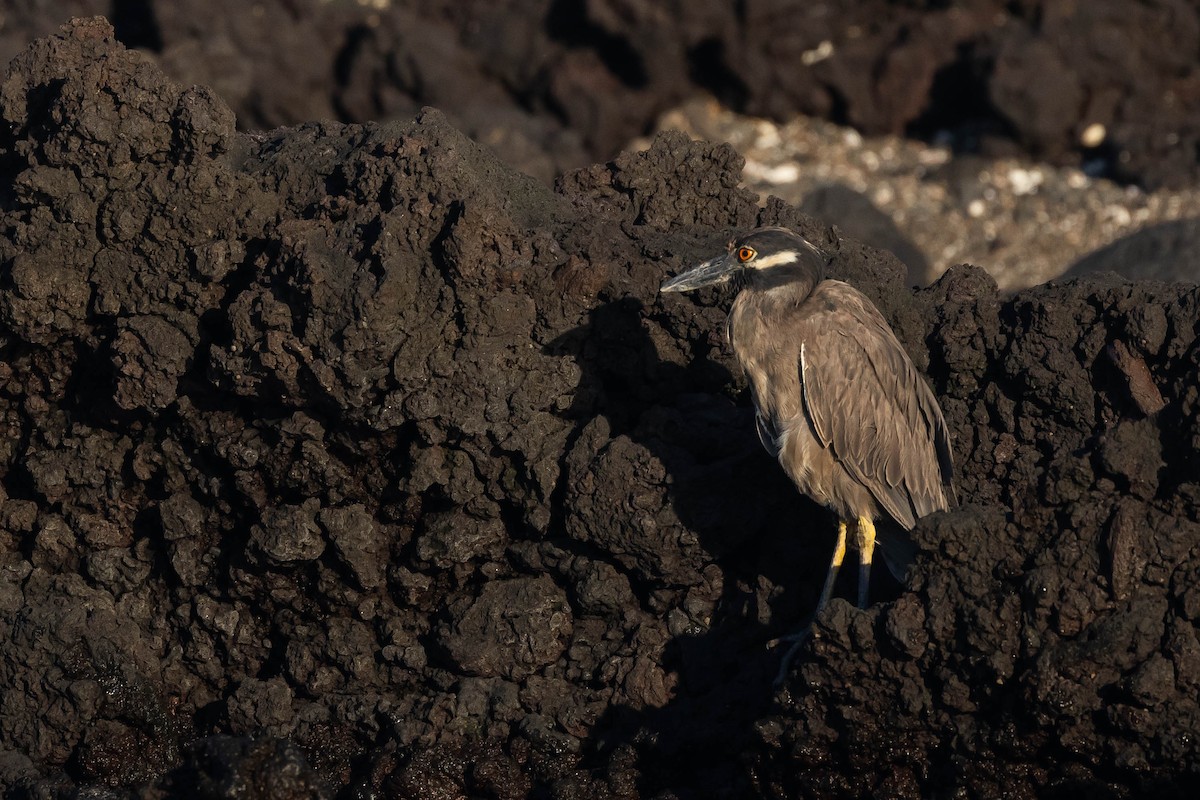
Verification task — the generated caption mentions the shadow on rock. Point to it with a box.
[545,296,906,795]
[1060,218,1200,284]
[800,182,931,287]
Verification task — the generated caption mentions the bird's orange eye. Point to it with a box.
[737,246,756,262]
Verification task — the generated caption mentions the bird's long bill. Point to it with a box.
[659,253,738,293]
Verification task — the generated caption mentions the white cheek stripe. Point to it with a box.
[753,250,800,268]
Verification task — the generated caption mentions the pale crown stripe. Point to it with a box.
[753,249,800,268]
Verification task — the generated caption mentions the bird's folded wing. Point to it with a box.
[798,283,954,529]
[755,410,783,458]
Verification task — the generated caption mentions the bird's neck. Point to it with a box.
[738,265,820,297]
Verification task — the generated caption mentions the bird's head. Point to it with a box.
[660,227,826,294]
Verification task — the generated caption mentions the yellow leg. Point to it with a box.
[775,519,849,685]
[856,516,876,608]
[816,520,848,613]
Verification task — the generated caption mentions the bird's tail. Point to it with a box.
[876,521,919,583]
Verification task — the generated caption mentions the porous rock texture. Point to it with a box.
[1,18,1199,799]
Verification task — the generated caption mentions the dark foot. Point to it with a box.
[773,624,815,686]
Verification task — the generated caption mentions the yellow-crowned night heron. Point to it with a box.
[661,227,954,674]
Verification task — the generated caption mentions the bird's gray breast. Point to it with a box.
[727,283,875,518]
[728,289,812,462]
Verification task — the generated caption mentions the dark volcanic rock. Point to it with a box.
[799,183,930,286]
[167,735,331,800]
[3,17,1200,800]
[6,1,1200,186]
[438,576,574,679]
[1064,219,1200,283]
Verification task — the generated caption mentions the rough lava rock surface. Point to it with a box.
[2,18,1200,799]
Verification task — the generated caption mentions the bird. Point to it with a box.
[660,226,954,676]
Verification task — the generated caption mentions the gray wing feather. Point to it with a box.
[755,411,782,459]
[799,283,954,529]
